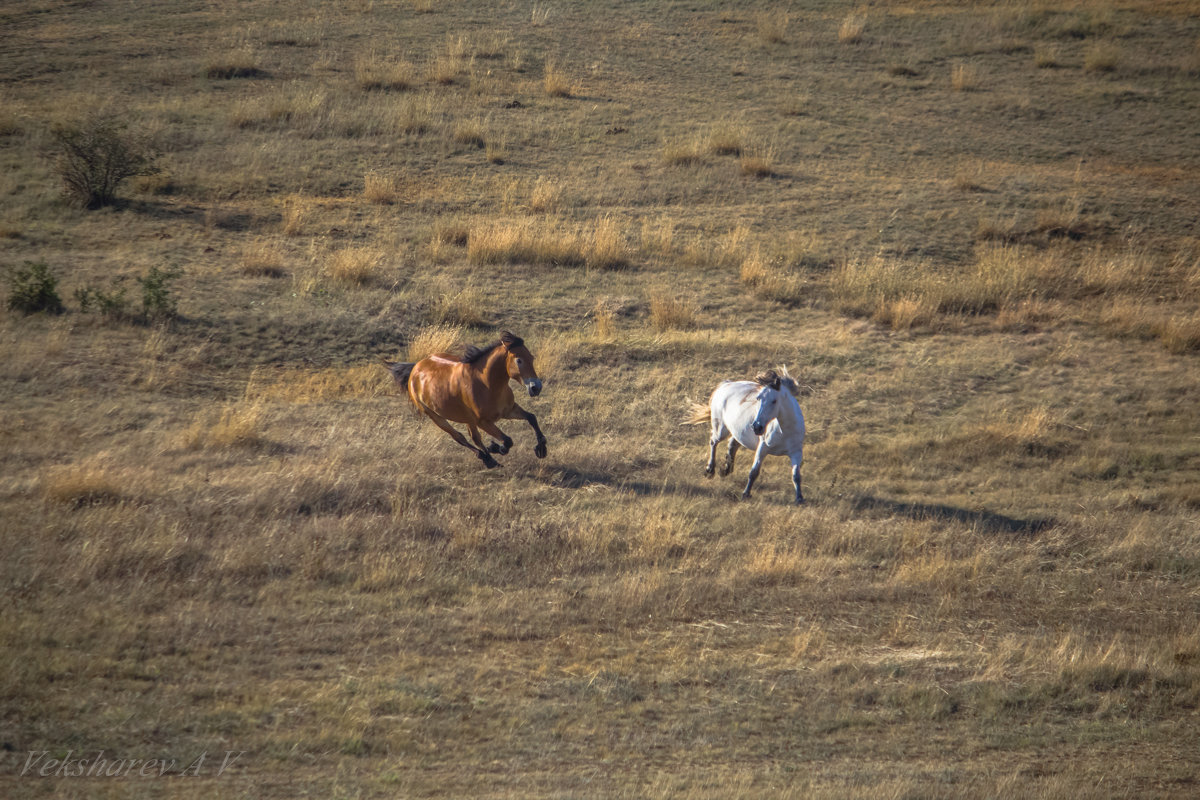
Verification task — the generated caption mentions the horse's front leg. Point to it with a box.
[791,459,804,505]
[742,442,769,500]
[506,403,547,458]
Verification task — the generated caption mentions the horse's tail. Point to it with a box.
[381,358,416,391]
[683,400,711,426]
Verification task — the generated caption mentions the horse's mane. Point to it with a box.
[754,367,800,398]
[462,331,524,364]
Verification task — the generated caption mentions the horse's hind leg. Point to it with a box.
[706,418,728,478]
[720,439,739,477]
[424,411,499,468]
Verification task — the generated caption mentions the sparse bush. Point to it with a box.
[47,114,158,209]
[6,260,63,315]
[137,265,181,320]
[75,282,130,319]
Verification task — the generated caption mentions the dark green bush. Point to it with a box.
[6,260,64,315]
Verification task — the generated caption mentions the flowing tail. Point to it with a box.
[682,400,711,426]
[381,358,416,390]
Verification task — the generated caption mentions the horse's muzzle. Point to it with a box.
[751,422,765,436]
[525,379,543,397]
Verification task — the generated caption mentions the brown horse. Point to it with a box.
[382,331,547,468]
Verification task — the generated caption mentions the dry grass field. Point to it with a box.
[3,0,1200,796]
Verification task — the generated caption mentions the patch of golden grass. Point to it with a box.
[661,135,706,167]
[528,176,564,214]
[430,284,488,326]
[543,59,573,98]
[181,400,268,450]
[739,144,776,177]
[740,247,807,305]
[952,62,980,91]
[467,217,627,269]
[279,194,312,236]
[405,322,464,361]
[649,289,699,331]
[363,172,400,204]
[1084,41,1122,73]
[247,364,387,403]
[839,12,867,44]
[40,459,128,507]
[591,296,616,340]
[1034,43,1060,68]
[239,239,288,277]
[354,51,417,91]
[327,246,386,285]
[755,9,790,45]
[707,123,748,157]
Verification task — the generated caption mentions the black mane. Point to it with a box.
[461,331,523,364]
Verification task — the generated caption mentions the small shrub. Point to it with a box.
[740,145,776,177]
[47,114,158,209]
[75,283,130,319]
[137,266,182,320]
[6,260,64,315]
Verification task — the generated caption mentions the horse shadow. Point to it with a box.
[847,494,1055,537]
[547,466,706,498]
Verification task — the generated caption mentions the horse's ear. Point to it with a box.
[771,376,782,391]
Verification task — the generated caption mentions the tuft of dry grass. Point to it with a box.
[354,52,417,91]
[327,246,386,285]
[952,62,980,91]
[180,399,268,450]
[528,176,564,214]
[363,172,400,204]
[1084,41,1122,73]
[755,9,790,45]
[839,12,867,44]
[543,59,573,98]
[239,239,288,277]
[405,322,464,361]
[648,289,699,331]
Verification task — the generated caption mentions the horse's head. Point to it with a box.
[751,370,784,436]
[500,331,542,397]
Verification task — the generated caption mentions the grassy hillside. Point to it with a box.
[2,1,1199,796]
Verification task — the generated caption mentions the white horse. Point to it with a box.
[688,369,806,504]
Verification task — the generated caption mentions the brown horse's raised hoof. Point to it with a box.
[478,450,501,469]
[534,442,547,459]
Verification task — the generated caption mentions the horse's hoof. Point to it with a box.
[741,492,752,501]
[534,442,547,459]
[488,442,503,454]
[704,467,715,479]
